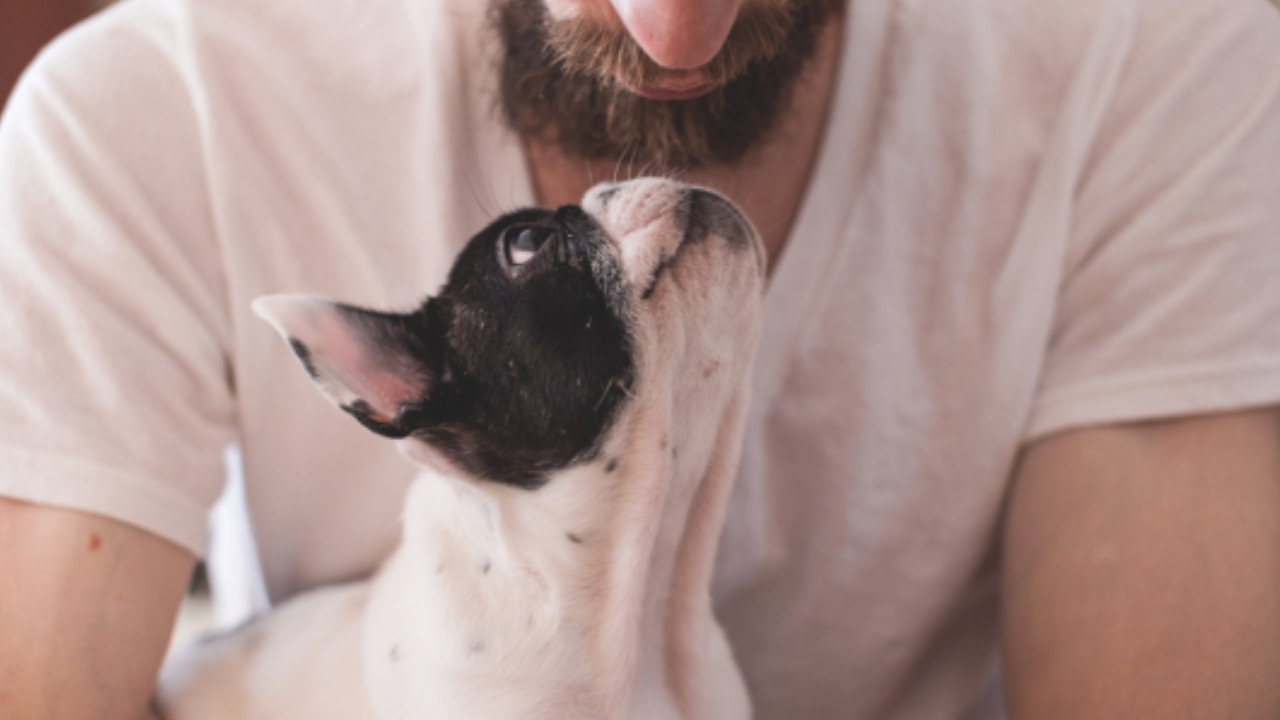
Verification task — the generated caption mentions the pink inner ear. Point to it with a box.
[320,338,427,423]
[253,295,429,422]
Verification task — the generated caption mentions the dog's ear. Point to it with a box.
[252,294,435,438]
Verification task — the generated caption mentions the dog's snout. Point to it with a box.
[582,179,765,294]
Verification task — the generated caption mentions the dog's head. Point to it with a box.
[256,178,765,489]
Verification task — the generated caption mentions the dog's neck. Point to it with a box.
[360,365,752,720]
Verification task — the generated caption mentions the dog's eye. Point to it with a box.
[502,225,557,267]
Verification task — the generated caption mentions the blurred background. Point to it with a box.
[1,0,107,109]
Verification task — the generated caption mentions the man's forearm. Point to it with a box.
[1000,410,1280,718]
[0,497,194,720]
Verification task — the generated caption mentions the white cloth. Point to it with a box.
[2,0,1279,717]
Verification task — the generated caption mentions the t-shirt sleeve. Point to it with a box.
[1024,0,1280,441]
[0,1,234,555]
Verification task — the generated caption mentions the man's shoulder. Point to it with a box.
[874,0,1116,106]
[872,0,1279,120]
[18,0,188,103]
[898,0,1114,54]
[906,0,1271,33]
[897,0,1275,61]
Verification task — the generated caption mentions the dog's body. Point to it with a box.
[156,178,765,719]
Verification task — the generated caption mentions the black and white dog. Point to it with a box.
[156,178,764,719]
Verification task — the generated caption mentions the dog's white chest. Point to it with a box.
[360,472,599,715]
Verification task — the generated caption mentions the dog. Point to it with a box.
[155,178,765,720]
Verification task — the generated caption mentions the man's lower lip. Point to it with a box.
[628,82,719,101]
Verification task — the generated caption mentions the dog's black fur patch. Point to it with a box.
[326,206,635,489]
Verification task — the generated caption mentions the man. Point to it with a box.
[1,0,1279,718]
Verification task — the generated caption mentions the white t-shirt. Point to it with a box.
[3,0,1279,717]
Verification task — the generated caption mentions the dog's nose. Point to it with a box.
[680,188,751,249]
[679,187,764,273]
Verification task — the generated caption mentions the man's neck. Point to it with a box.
[524,13,845,275]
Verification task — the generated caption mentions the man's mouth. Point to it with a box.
[620,71,720,101]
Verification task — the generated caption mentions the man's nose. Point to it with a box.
[608,0,743,69]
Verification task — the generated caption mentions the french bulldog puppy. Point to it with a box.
[156,178,765,720]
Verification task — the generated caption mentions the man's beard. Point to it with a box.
[495,0,838,171]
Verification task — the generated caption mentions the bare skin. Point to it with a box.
[0,497,193,720]
[1003,409,1280,718]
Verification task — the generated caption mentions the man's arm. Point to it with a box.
[0,497,194,720]
[1001,408,1280,718]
